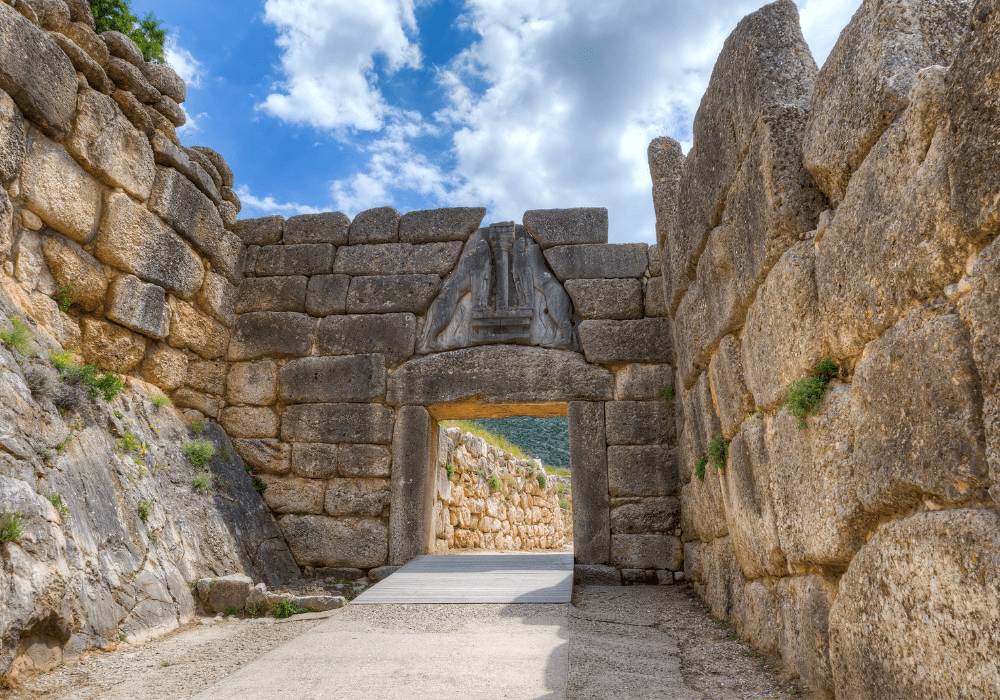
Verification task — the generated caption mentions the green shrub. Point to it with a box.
[55,285,74,312]
[694,455,708,482]
[661,385,675,402]
[223,606,239,618]
[90,0,167,62]
[137,498,154,522]
[44,493,70,519]
[252,477,267,494]
[151,393,172,407]
[536,472,547,489]
[191,472,212,492]
[272,600,304,619]
[781,358,839,430]
[445,462,455,480]
[183,438,216,470]
[0,508,25,544]
[0,317,34,357]
[49,351,128,402]
[191,421,204,434]
[487,474,501,491]
[559,498,571,510]
[707,433,729,470]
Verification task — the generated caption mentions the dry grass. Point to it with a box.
[440,420,531,461]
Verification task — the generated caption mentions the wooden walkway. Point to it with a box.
[351,552,575,604]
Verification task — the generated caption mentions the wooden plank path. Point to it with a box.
[351,552,575,604]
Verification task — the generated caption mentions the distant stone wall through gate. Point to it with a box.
[222,207,680,578]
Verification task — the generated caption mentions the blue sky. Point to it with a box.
[133,0,862,243]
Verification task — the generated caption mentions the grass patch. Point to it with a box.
[559,498,571,510]
[536,472,547,489]
[44,493,70,519]
[137,498,154,522]
[182,438,216,470]
[191,472,212,492]
[50,350,128,403]
[487,474,501,491]
[694,455,708,482]
[544,466,570,478]
[440,420,531,460]
[661,385,675,402]
[781,358,839,430]
[707,433,729,470]
[0,508,25,544]
[445,462,455,480]
[0,317,34,357]
[151,393,172,408]
[191,421,204,434]
[272,600,305,619]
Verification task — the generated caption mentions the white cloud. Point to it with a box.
[259,0,422,131]
[798,0,862,67]
[165,36,204,89]
[235,186,323,216]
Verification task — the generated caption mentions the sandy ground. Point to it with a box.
[5,582,813,700]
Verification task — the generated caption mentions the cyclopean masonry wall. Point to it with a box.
[227,206,680,581]
[652,0,1000,697]
[432,425,571,553]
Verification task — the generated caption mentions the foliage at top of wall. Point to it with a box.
[89,0,167,62]
[440,420,532,461]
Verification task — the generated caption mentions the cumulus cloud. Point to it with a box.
[259,0,422,130]
[236,186,323,216]
[165,36,204,88]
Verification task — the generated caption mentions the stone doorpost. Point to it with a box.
[569,401,610,564]
[389,405,438,565]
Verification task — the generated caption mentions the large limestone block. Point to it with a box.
[816,66,975,358]
[148,134,221,205]
[233,215,283,246]
[611,534,682,570]
[398,207,485,244]
[226,360,278,406]
[80,317,145,371]
[197,272,237,326]
[678,372,723,485]
[333,242,463,276]
[946,0,1000,241]
[140,343,187,391]
[609,497,679,534]
[283,211,349,245]
[741,241,829,411]
[708,334,754,439]
[290,443,338,479]
[0,89,26,185]
[339,444,391,478]
[568,402,609,565]
[764,384,877,568]
[607,445,679,497]
[522,208,608,249]
[256,244,334,277]
[100,30,142,66]
[66,89,153,200]
[185,360,227,394]
[95,192,203,299]
[279,515,388,568]
[720,415,786,579]
[190,147,232,187]
[666,0,817,313]
[282,403,395,444]
[776,575,838,698]
[543,243,647,281]
[259,475,325,514]
[647,137,683,252]
[326,478,390,517]
[390,405,433,565]
[564,278,642,320]
[206,574,253,614]
[139,61,185,103]
[316,313,415,366]
[278,355,386,403]
[739,579,781,655]
[643,277,666,317]
[149,167,244,284]
[235,276,307,314]
[829,509,1000,700]
[0,4,78,136]
[219,406,279,439]
[227,312,315,361]
[167,297,229,359]
[105,55,159,102]
[679,473,727,543]
[345,274,440,314]
[851,307,989,512]
[232,438,290,475]
[349,206,400,244]
[385,346,612,409]
[614,363,673,401]
[804,0,973,206]
[701,537,750,625]
[578,318,672,365]
[41,238,107,312]
[173,387,218,417]
[304,274,350,317]
[47,31,114,95]
[21,128,102,242]
[105,274,169,339]
[605,401,674,445]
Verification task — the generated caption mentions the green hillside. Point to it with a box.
[468,417,569,469]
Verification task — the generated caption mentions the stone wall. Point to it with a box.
[652,0,1000,697]
[432,425,570,552]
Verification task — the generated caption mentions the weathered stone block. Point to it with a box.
[66,89,153,200]
[81,317,146,371]
[390,405,433,565]
[579,318,672,365]
[345,274,440,314]
[139,60,185,103]
[339,444,391,478]
[279,515,388,568]
[0,89,25,186]
[140,343,186,391]
[0,4,78,136]
[235,276,307,314]
[573,564,621,586]
[41,238,107,312]
[607,445,679,497]
[708,334,754,439]
[282,403,395,444]
[105,274,169,339]
[95,192,204,299]
[610,534,682,570]
[167,297,229,359]
[227,312,315,361]
[564,279,642,320]
[644,278,667,317]
[226,360,278,406]
[278,355,386,403]
[326,478,390,517]
[260,475,326,514]
[829,509,1000,700]
[398,207,485,243]
[333,242,463,276]
[569,402,609,565]
[775,575,837,697]
[386,345,613,408]
[171,387,218,417]
[647,244,662,277]
[680,476,727,544]
[316,313,415,366]
[349,206,400,244]
[233,215,283,247]
[283,211,349,245]
[304,274,350,317]
[522,208,608,249]
[219,406,279,439]
[290,443,338,479]
[614,363,673,401]
[197,272,237,326]
[185,360,227,395]
[233,438,290,475]
[678,372,723,485]
[256,244,334,277]
[605,401,674,445]
[544,243,647,280]
[610,497,680,534]
[206,574,253,614]
[21,128,102,242]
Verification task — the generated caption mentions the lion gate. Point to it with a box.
[222,206,680,579]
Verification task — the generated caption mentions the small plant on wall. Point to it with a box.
[781,357,839,430]
[707,433,728,470]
